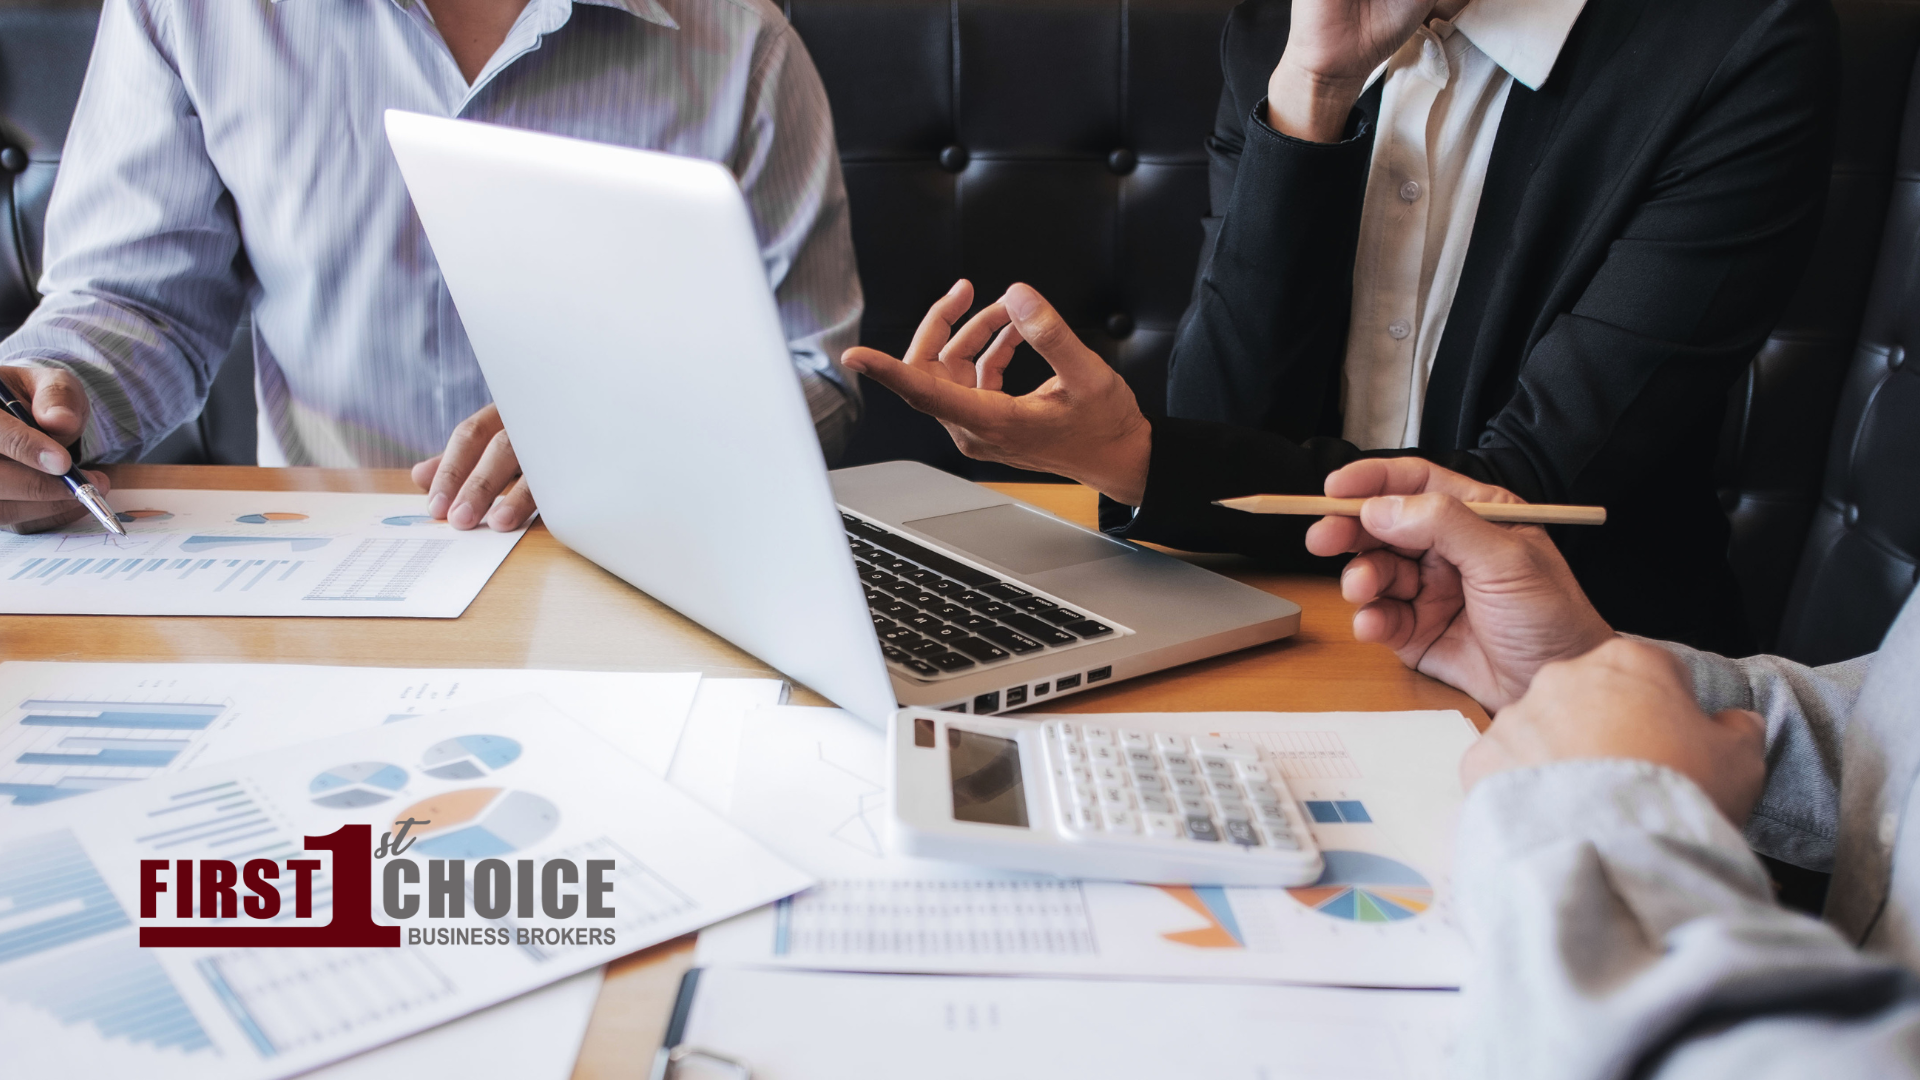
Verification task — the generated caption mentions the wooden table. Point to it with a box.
[28,464,1487,1079]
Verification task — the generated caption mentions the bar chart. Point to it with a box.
[0,697,228,806]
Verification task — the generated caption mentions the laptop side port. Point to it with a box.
[1056,674,1082,691]
[1005,685,1028,707]
[973,691,1001,713]
[1088,666,1112,683]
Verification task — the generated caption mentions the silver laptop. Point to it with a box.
[385,111,1299,727]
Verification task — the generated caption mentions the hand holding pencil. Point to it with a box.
[1217,493,1604,526]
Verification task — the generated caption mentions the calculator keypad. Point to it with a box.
[1043,721,1305,852]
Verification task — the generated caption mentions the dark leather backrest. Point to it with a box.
[794,0,1239,477]
[1717,0,1920,654]
[0,8,98,334]
[1773,22,1920,665]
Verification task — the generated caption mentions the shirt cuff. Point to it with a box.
[1457,759,1775,939]
[1246,96,1373,149]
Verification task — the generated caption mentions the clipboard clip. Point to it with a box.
[650,1044,751,1080]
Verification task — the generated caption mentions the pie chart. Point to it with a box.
[382,515,440,527]
[236,512,308,524]
[116,509,173,523]
[310,762,408,808]
[395,787,560,858]
[1286,850,1433,922]
[421,734,522,779]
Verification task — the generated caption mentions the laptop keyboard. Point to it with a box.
[843,513,1120,681]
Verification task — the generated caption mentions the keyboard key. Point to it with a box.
[849,539,879,559]
[1064,619,1115,638]
[904,639,948,657]
[859,568,898,587]
[1144,812,1185,839]
[933,603,970,621]
[1184,815,1221,842]
[978,582,1028,601]
[906,612,943,632]
[881,645,910,662]
[1014,596,1058,614]
[879,578,921,598]
[1224,819,1262,847]
[909,591,944,608]
[955,590,993,608]
[864,588,889,605]
[871,615,897,633]
[903,567,940,584]
[874,554,914,573]
[881,626,921,645]
[976,625,1044,654]
[925,650,975,672]
[1037,607,1084,626]
[928,623,968,642]
[1000,612,1077,645]
[948,636,1011,663]
[880,600,917,619]
[957,614,997,631]
[974,601,1017,619]
[1191,737,1259,762]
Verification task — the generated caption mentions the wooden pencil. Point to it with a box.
[1214,494,1606,526]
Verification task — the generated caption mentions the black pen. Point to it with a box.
[0,379,125,536]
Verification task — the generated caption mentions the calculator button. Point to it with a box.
[1055,722,1080,741]
[1234,760,1269,780]
[1093,764,1127,785]
[1083,726,1115,746]
[1224,819,1262,847]
[1177,794,1211,816]
[1207,778,1243,800]
[1169,775,1205,796]
[1068,806,1101,832]
[1103,807,1140,834]
[1190,737,1259,762]
[1254,802,1287,824]
[1184,816,1221,842]
[1153,732,1185,752]
[1121,730,1151,749]
[1089,745,1120,765]
[1139,793,1175,814]
[1200,758,1236,780]
[1244,780,1279,802]
[1265,830,1301,850]
[1216,800,1251,823]
[1099,785,1134,808]
[1069,763,1095,787]
[1124,749,1157,770]
[1161,753,1196,776]
[1143,813,1185,839]
[1063,742,1087,763]
[1133,773,1166,793]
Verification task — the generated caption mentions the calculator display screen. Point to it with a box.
[948,728,1029,828]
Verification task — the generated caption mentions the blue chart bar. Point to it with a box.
[19,700,223,730]
[0,937,212,1054]
[0,830,128,965]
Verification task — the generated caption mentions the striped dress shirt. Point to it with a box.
[2,0,863,467]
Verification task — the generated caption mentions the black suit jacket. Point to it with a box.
[1118,0,1839,654]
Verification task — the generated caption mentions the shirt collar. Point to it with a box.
[1450,0,1587,90]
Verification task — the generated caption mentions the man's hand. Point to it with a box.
[1462,638,1768,825]
[411,403,535,531]
[0,366,108,534]
[1305,458,1613,711]
[840,281,1153,504]
[1266,0,1453,142]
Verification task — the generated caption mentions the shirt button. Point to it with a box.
[1399,180,1421,202]
[1387,320,1412,340]
[1881,812,1899,847]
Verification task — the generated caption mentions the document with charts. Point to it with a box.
[675,967,1461,1080]
[0,697,813,1080]
[696,705,1478,988]
[0,661,704,816]
[0,489,524,617]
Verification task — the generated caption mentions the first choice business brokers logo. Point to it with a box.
[135,821,621,949]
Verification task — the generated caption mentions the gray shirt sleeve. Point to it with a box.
[1646,636,1874,871]
[1453,759,1917,1080]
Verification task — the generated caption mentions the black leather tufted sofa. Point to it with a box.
[2,0,1918,665]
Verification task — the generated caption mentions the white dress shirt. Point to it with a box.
[1340,0,1587,451]
[1,0,862,466]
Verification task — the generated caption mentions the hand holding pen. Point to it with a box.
[0,366,122,535]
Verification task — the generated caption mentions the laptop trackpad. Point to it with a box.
[903,504,1130,575]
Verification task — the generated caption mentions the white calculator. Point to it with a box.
[889,708,1324,886]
